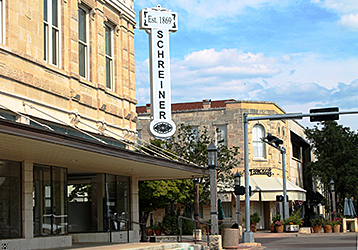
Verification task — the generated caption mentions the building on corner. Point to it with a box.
[0,1,208,249]
[137,99,322,229]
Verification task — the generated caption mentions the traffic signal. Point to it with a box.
[310,107,339,122]
[264,133,283,147]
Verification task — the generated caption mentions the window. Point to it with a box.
[253,124,266,159]
[292,143,301,160]
[78,6,88,79]
[0,160,22,239]
[104,175,130,231]
[222,202,232,218]
[216,125,228,147]
[105,24,113,89]
[33,165,67,236]
[44,0,60,66]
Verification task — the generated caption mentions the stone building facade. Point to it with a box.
[0,1,208,249]
[137,99,309,230]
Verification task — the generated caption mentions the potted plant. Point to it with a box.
[271,214,281,233]
[274,220,284,233]
[283,209,303,232]
[323,219,333,233]
[146,226,154,236]
[250,212,261,232]
[310,217,324,233]
[332,218,342,233]
[153,221,162,236]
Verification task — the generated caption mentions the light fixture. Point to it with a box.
[330,179,335,192]
[207,140,217,168]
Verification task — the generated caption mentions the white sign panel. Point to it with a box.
[140,5,177,138]
[139,8,178,31]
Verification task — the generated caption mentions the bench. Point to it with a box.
[343,218,358,232]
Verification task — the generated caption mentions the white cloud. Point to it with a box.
[175,49,281,80]
[311,0,358,14]
[339,14,358,30]
[311,0,358,31]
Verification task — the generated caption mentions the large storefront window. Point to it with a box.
[104,175,130,231]
[0,160,21,239]
[33,165,67,236]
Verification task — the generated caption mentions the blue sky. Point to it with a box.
[134,0,358,130]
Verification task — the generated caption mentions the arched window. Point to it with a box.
[253,124,266,159]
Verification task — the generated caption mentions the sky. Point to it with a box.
[133,0,358,131]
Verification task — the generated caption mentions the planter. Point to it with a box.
[275,225,284,233]
[155,229,162,236]
[270,225,276,233]
[250,222,257,232]
[312,225,321,233]
[146,228,153,236]
[323,225,332,233]
[250,223,257,232]
[333,225,341,233]
[285,225,299,232]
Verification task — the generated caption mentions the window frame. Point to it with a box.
[78,5,89,79]
[105,23,114,90]
[43,0,60,67]
[252,124,266,159]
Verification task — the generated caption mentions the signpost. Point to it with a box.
[139,5,178,138]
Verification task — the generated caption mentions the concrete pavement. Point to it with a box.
[44,231,358,250]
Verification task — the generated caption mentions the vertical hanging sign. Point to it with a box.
[139,5,178,138]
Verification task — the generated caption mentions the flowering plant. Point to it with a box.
[274,220,283,226]
[283,209,304,226]
[271,214,281,225]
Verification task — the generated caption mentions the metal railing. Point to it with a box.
[109,215,145,243]
[178,216,211,246]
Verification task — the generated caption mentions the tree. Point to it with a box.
[304,121,358,208]
[138,124,241,240]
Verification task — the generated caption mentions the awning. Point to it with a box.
[241,176,306,202]
[0,119,209,181]
[304,185,324,205]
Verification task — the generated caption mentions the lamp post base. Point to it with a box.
[243,231,254,243]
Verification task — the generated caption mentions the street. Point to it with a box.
[252,232,358,250]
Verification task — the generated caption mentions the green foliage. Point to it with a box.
[147,124,241,203]
[305,121,358,200]
[160,206,194,235]
[138,124,241,240]
[250,212,261,224]
[283,209,304,226]
[272,214,281,223]
[310,217,325,226]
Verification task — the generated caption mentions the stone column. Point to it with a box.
[22,161,33,238]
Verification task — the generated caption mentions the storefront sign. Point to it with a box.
[249,168,272,177]
[140,5,178,138]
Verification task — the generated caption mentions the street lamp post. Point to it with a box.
[330,179,335,220]
[207,140,218,235]
[234,171,241,225]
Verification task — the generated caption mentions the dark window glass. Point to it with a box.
[79,43,86,77]
[52,0,58,27]
[33,165,67,236]
[44,0,48,22]
[78,8,86,43]
[0,160,22,239]
[106,57,111,88]
[52,28,58,65]
[104,175,130,231]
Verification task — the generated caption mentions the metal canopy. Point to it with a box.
[0,119,209,180]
